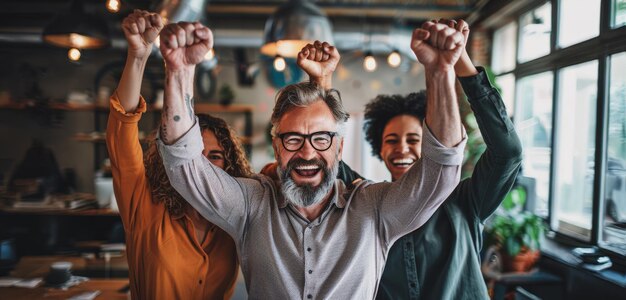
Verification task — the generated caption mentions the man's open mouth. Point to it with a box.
[294,164,322,177]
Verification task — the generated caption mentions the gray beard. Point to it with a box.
[277,158,339,208]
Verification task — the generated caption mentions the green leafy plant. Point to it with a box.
[486,186,545,257]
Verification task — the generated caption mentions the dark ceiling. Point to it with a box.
[0,0,481,51]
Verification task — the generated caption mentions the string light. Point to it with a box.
[204,49,215,61]
[273,55,286,72]
[68,48,81,61]
[387,50,401,68]
[363,52,376,72]
[106,0,121,13]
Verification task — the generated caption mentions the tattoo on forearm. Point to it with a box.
[185,93,194,120]
[173,115,180,122]
[161,104,170,143]
[161,123,169,144]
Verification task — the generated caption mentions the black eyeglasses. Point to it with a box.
[277,131,338,152]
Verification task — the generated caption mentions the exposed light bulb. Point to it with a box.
[274,55,286,72]
[204,49,215,61]
[364,53,376,72]
[69,33,89,48]
[387,51,401,68]
[106,0,121,13]
[68,48,81,61]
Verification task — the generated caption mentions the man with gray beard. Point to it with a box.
[157,21,467,299]
[278,155,337,207]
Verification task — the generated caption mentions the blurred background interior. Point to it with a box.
[0,0,625,299]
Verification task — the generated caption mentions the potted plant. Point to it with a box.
[485,185,545,273]
[218,84,235,106]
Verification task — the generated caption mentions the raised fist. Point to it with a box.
[159,22,213,71]
[122,10,163,60]
[436,19,469,49]
[410,21,465,71]
[297,40,340,85]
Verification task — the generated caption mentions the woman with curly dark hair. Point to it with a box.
[143,114,253,217]
[364,20,523,300]
[197,114,252,178]
[106,10,251,299]
[363,92,426,181]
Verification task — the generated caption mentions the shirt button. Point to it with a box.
[307,247,312,252]
[308,270,313,274]
[410,282,416,288]
[307,294,312,299]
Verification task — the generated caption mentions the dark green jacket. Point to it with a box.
[374,69,523,300]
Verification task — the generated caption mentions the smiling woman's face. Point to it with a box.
[379,114,423,181]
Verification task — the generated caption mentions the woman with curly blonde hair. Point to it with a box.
[106,10,251,299]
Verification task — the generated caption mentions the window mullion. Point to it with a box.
[592,56,609,245]
[547,66,559,231]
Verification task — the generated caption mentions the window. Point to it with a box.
[515,72,554,218]
[492,22,518,74]
[518,2,552,63]
[602,52,626,254]
[487,0,626,259]
[495,74,516,116]
[558,0,601,48]
[613,0,626,28]
[552,61,599,240]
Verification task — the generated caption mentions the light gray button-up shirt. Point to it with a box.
[158,123,465,300]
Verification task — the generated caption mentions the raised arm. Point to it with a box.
[458,68,522,221]
[374,22,467,245]
[411,21,465,147]
[106,10,162,229]
[296,40,340,89]
[158,22,212,145]
[156,22,258,240]
[441,19,523,221]
[446,19,479,78]
[116,10,163,112]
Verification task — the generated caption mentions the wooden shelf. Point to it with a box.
[193,103,254,114]
[0,102,104,111]
[72,132,251,145]
[0,101,254,113]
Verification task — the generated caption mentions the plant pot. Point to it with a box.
[502,248,540,273]
[219,97,233,106]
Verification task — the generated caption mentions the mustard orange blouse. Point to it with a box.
[106,95,238,299]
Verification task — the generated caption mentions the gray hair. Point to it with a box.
[270,82,350,137]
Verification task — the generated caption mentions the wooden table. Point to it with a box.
[1,255,129,299]
[0,279,129,299]
[0,206,119,216]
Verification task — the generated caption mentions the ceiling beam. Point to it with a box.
[207,3,472,20]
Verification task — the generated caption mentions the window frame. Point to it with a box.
[487,0,626,258]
